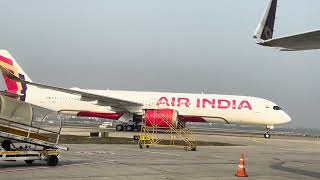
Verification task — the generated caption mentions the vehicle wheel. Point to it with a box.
[25,160,34,164]
[133,135,139,140]
[136,125,142,131]
[126,125,133,131]
[264,133,271,138]
[146,145,150,148]
[47,155,58,166]
[116,125,123,131]
[191,147,197,151]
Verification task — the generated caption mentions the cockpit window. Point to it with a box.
[273,106,282,110]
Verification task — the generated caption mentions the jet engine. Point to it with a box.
[144,109,179,128]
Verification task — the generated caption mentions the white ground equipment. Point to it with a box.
[0,95,68,166]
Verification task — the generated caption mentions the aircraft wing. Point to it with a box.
[258,30,320,51]
[30,82,143,109]
[0,65,143,111]
[254,0,320,51]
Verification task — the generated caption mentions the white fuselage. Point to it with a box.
[0,50,291,129]
[26,86,291,126]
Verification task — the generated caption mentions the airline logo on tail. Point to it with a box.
[0,54,27,101]
[254,0,277,41]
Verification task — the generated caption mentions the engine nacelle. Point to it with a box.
[144,109,179,128]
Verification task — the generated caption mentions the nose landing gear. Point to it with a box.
[264,125,274,138]
[264,133,271,138]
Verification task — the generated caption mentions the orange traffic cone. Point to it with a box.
[235,153,248,177]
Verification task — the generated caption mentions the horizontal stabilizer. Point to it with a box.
[0,90,22,98]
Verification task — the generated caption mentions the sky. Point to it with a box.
[0,0,319,128]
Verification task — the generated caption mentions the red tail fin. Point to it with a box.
[0,50,30,101]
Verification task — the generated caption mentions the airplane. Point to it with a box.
[0,50,291,138]
[254,0,320,51]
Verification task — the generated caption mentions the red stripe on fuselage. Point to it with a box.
[178,115,207,123]
[77,112,122,120]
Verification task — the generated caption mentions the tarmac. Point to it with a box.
[0,128,319,180]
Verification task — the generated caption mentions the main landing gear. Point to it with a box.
[116,121,141,132]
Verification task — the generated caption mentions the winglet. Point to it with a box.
[254,0,278,41]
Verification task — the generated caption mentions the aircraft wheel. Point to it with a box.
[264,133,271,138]
[116,125,124,131]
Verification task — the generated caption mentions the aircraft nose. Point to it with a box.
[283,112,291,123]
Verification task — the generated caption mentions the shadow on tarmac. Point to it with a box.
[270,160,320,179]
